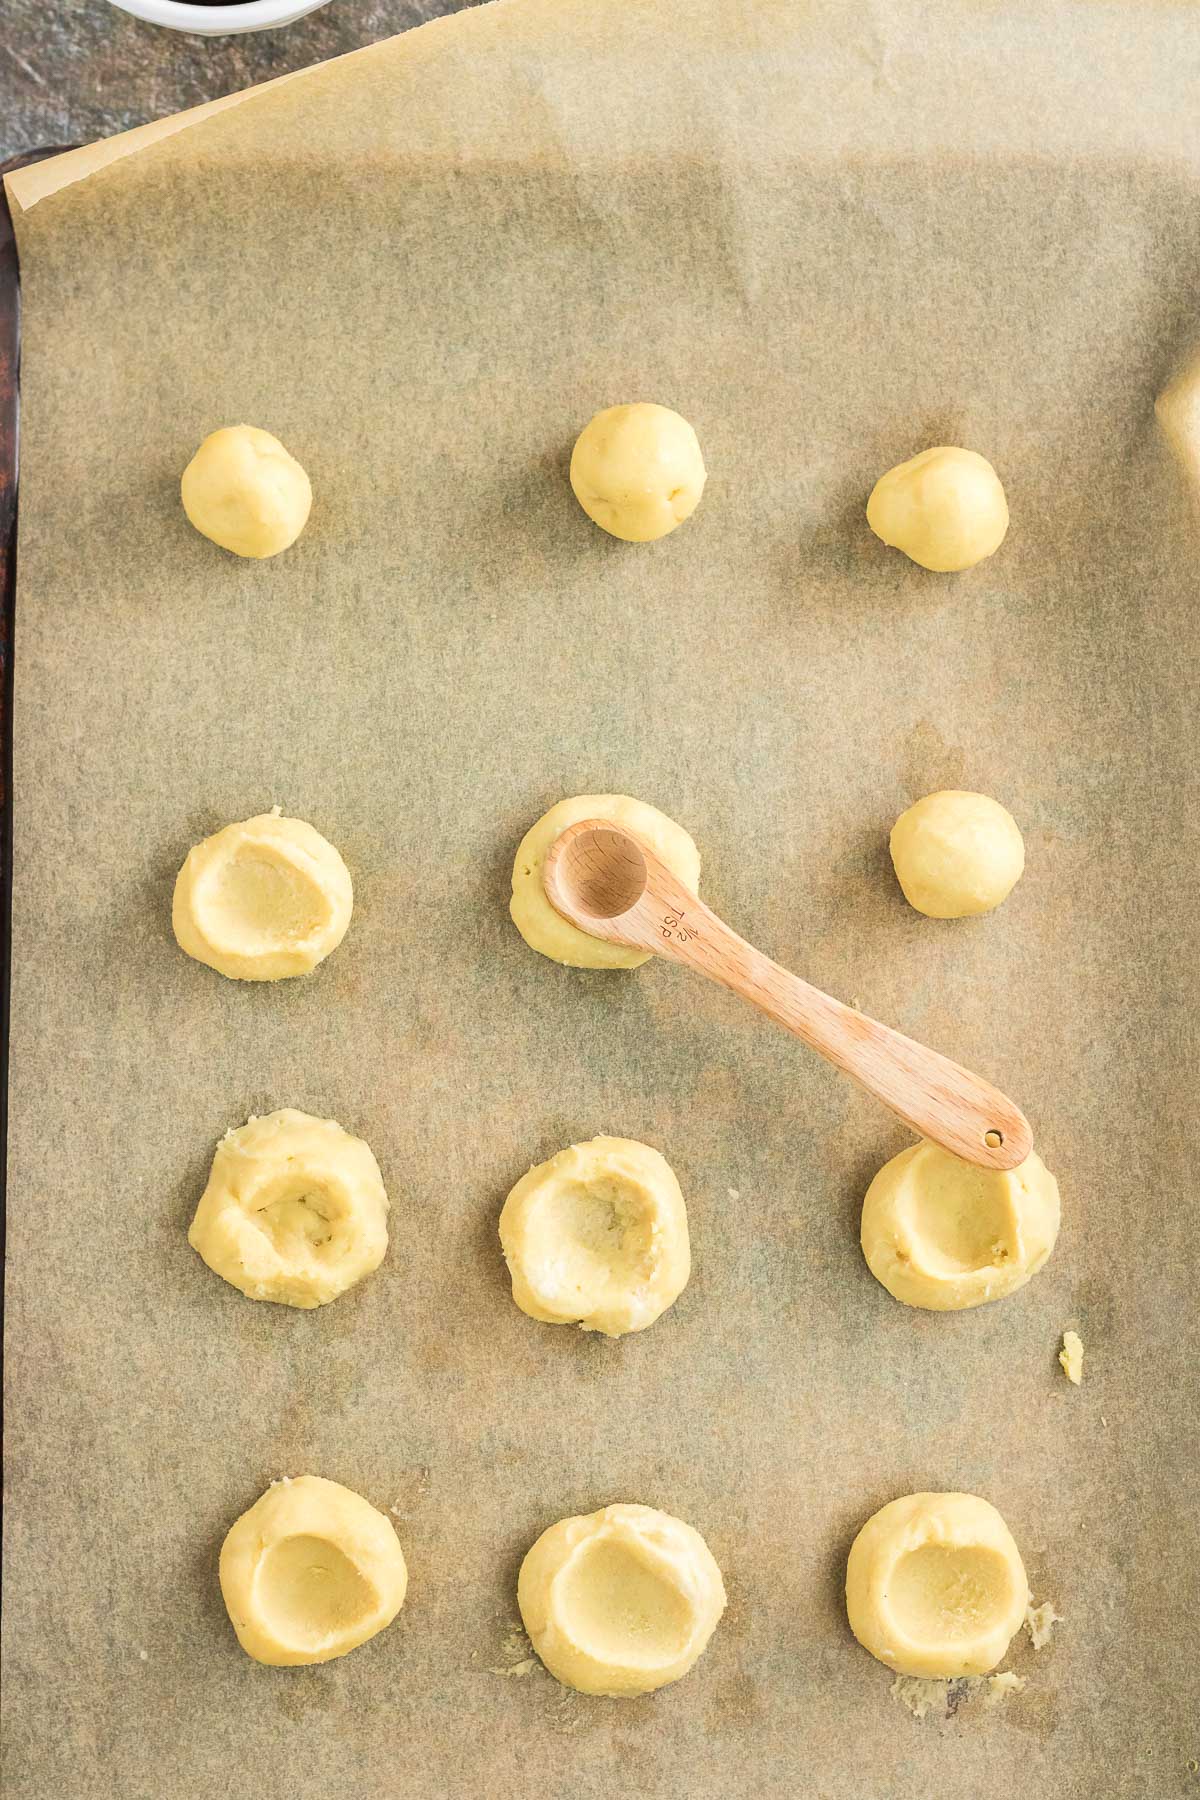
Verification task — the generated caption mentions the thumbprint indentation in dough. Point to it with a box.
[256,1535,378,1650]
[531,1177,655,1311]
[908,1163,1018,1275]
[500,1138,690,1337]
[204,850,332,954]
[173,813,353,983]
[847,1492,1028,1677]
[888,1545,1016,1647]
[861,1142,1060,1311]
[520,1503,725,1695]
[253,1181,338,1254]
[220,1476,407,1665]
[560,1540,693,1666]
[189,1111,388,1309]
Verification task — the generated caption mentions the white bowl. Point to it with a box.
[107,0,332,35]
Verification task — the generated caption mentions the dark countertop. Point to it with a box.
[1,0,475,164]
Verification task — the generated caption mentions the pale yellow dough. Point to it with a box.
[189,1109,389,1309]
[500,1137,690,1337]
[570,403,706,542]
[867,446,1008,572]
[890,789,1024,918]
[510,793,700,970]
[1026,1599,1062,1649]
[861,1139,1059,1311]
[182,425,312,559]
[173,810,352,981]
[219,1475,407,1666]
[1156,355,1200,503]
[518,1503,726,1696]
[1059,1330,1084,1385]
[847,1492,1029,1678]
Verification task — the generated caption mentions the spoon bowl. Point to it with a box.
[550,824,649,922]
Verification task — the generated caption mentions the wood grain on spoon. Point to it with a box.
[543,820,1032,1172]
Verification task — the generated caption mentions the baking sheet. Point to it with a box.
[4,2,1199,1795]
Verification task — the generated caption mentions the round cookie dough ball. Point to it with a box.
[518,1503,726,1696]
[890,789,1024,919]
[510,793,700,970]
[500,1136,690,1337]
[182,425,312,559]
[173,810,353,981]
[846,1491,1029,1677]
[570,403,706,542]
[861,1139,1059,1312]
[189,1109,389,1309]
[867,447,1008,572]
[220,1475,407,1666]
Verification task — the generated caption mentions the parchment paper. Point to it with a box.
[4,3,1199,1796]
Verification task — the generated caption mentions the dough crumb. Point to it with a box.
[1026,1600,1062,1650]
[487,1623,544,1680]
[728,1187,741,1200]
[891,1675,947,1719]
[1059,1330,1084,1384]
[891,1675,976,1719]
[984,1671,1026,1707]
[136,1647,149,1662]
[891,1671,1024,1720]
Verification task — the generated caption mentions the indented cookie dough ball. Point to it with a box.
[182,425,312,559]
[867,446,1008,572]
[510,793,700,969]
[219,1475,407,1666]
[861,1139,1059,1312]
[500,1137,690,1338]
[890,789,1024,919]
[189,1109,389,1309]
[846,1492,1029,1677]
[519,1503,726,1696]
[173,810,353,981]
[570,403,706,542]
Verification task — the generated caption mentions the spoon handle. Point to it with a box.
[632,854,1032,1172]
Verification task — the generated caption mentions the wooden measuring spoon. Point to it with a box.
[543,820,1032,1172]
